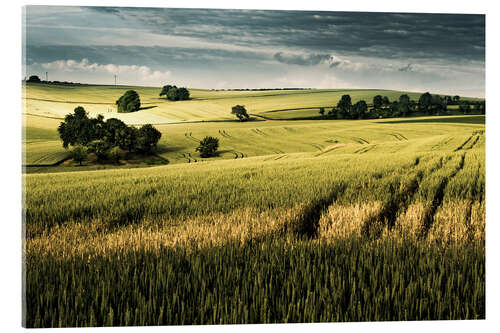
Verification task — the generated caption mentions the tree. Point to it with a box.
[327,108,337,119]
[102,118,128,147]
[431,95,445,114]
[390,101,400,117]
[177,87,190,100]
[352,100,367,119]
[337,94,352,118]
[87,140,110,161]
[373,95,383,110]
[116,90,141,113]
[459,102,471,114]
[382,96,390,106]
[399,94,410,116]
[453,95,460,103]
[159,85,176,97]
[70,145,87,166]
[27,75,41,83]
[108,146,122,164]
[196,136,219,158]
[418,92,432,113]
[167,87,179,101]
[58,106,102,148]
[231,105,250,121]
[116,126,138,152]
[160,85,190,101]
[136,124,162,154]
[319,107,325,116]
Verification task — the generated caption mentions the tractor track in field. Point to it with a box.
[354,145,377,154]
[431,137,454,150]
[180,152,198,163]
[251,128,267,136]
[285,183,348,239]
[350,137,370,145]
[315,144,347,156]
[184,132,200,143]
[310,143,324,151]
[218,130,232,138]
[454,134,475,152]
[465,135,481,150]
[361,154,453,238]
[232,151,246,159]
[419,153,466,238]
[389,133,408,141]
[263,151,286,161]
[284,153,435,239]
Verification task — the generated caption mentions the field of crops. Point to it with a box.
[22,83,485,327]
[24,83,482,124]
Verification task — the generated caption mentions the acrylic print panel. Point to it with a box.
[22,5,485,327]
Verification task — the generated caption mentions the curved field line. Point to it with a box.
[389,134,403,141]
[358,145,376,154]
[454,135,475,152]
[185,132,200,142]
[315,144,347,156]
[395,133,408,140]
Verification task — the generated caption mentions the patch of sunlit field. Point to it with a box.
[23,107,485,169]
[24,122,485,326]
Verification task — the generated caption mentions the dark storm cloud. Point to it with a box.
[273,52,333,66]
[85,7,484,62]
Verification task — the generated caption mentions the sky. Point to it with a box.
[23,6,485,97]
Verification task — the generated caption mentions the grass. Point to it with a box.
[22,83,486,327]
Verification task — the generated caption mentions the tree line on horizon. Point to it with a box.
[319,92,485,120]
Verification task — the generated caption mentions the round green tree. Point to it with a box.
[196,136,219,158]
[116,90,141,113]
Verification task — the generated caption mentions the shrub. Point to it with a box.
[87,140,110,161]
[70,145,87,166]
[108,146,122,164]
[196,136,219,158]
[116,90,141,113]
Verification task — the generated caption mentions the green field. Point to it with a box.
[23,83,485,326]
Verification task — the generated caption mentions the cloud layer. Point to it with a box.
[23,6,485,96]
[32,58,171,86]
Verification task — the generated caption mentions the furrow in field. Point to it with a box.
[185,132,200,142]
[454,135,474,152]
[419,153,466,238]
[315,144,347,156]
[389,133,403,141]
[285,183,347,239]
[360,155,451,238]
[354,145,377,154]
